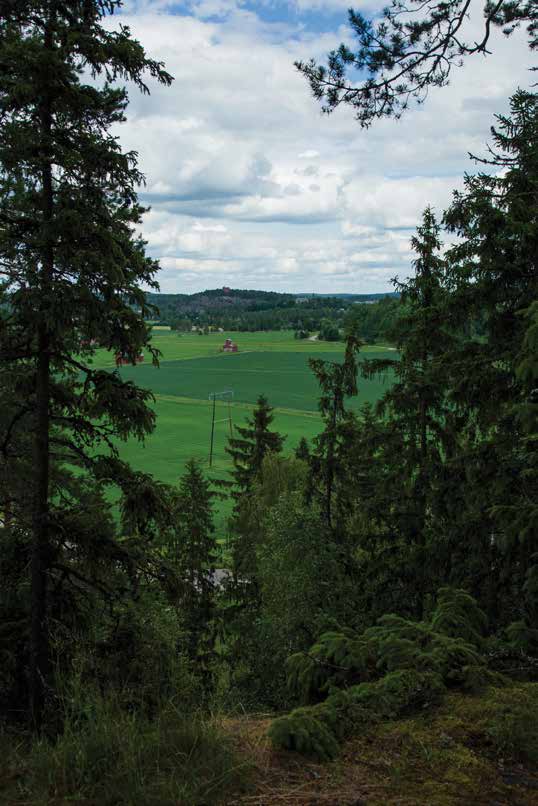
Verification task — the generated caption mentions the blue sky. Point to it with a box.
[110,0,533,294]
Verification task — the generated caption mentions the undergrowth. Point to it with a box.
[0,692,250,805]
[268,588,536,761]
[346,684,538,805]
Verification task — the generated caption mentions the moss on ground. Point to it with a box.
[346,685,538,804]
[229,684,538,805]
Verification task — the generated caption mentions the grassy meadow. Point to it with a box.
[91,330,396,532]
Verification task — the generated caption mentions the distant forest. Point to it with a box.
[147,288,400,342]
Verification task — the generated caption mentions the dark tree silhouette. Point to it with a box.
[296,0,536,126]
[0,0,172,727]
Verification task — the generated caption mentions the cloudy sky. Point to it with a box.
[111,0,533,294]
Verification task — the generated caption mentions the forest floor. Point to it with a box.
[2,686,538,804]
[224,688,538,806]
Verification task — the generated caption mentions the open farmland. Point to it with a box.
[93,331,396,530]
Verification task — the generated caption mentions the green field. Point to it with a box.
[95,331,396,531]
[90,330,395,368]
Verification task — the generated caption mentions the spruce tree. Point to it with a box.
[224,395,284,589]
[308,331,361,534]
[295,436,311,462]
[361,208,452,613]
[347,92,538,624]
[169,460,217,663]
[226,395,284,501]
[439,89,538,618]
[0,0,172,726]
[334,211,453,619]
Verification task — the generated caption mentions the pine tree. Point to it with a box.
[296,0,536,126]
[0,0,172,726]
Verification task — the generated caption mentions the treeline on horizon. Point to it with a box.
[148,288,402,341]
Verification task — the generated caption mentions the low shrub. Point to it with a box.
[269,669,445,760]
[269,588,505,760]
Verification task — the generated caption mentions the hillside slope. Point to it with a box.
[226,687,538,805]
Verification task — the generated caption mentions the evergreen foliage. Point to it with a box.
[0,0,172,726]
[0,0,537,793]
[438,90,538,618]
[308,330,361,533]
[296,0,536,126]
[223,395,285,588]
[313,92,538,628]
[294,436,311,462]
[219,454,319,708]
[225,395,284,501]
[164,459,218,665]
[269,588,501,760]
[360,208,452,615]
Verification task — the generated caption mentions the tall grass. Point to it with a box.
[1,691,250,805]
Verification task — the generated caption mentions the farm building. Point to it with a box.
[115,352,144,366]
[222,338,238,353]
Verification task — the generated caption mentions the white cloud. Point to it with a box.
[107,2,533,293]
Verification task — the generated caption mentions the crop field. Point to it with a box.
[93,331,397,531]
[90,330,394,368]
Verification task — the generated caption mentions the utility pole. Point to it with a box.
[209,393,216,468]
[208,389,234,467]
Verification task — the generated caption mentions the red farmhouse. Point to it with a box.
[222,338,238,353]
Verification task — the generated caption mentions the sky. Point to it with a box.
[110,0,534,294]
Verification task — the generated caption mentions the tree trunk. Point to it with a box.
[416,265,432,618]
[29,17,54,730]
[29,326,51,729]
